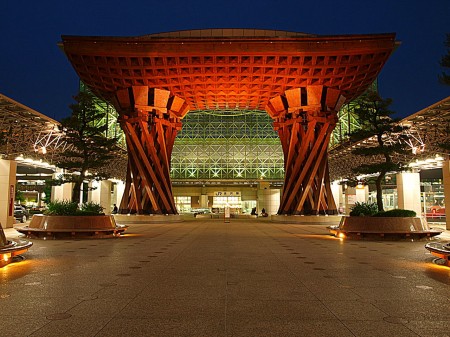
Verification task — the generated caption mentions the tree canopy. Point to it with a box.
[54,92,118,203]
[348,91,410,212]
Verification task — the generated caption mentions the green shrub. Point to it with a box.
[79,201,104,215]
[44,200,78,215]
[44,200,104,216]
[373,209,416,217]
[349,202,378,216]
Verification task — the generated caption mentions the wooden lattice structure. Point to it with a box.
[266,86,345,214]
[60,29,398,215]
[112,87,188,214]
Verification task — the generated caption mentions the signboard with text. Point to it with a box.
[214,191,240,197]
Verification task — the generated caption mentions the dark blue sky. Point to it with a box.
[1,0,448,120]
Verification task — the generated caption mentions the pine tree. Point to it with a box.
[439,33,450,86]
[349,91,410,212]
[54,92,118,203]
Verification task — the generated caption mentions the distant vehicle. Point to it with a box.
[191,208,211,217]
[190,208,211,214]
[14,205,29,223]
[429,205,445,214]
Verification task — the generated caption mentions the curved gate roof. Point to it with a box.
[60,29,399,111]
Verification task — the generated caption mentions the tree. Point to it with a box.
[439,33,450,86]
[54,92,118,203]
[348,91,410,212]
[15,184,25,203]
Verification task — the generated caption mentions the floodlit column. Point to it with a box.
[112,86,189,214]
[345,187,357,215]
[199,195,209,209]
[51,170,73,202]
[266,86,345,215]
[396,171,421,216]
[115,181,125,207]
[331,181,344,213]
[0,160,17,228]
[442,160,450,230]
[257,187,280,216]
[355,185,369,203]
[88,180,112,214]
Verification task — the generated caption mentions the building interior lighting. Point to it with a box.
[14,155,56,170]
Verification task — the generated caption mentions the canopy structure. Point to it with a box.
[0,93,127,179]
[60,29,399,215]
[329,96,450,180]
[0,93,66,164]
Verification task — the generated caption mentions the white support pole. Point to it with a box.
[88,180,112,214]
[199,195,209,209]
[345,186,356,215]
[396,171,422,216]
[257,182,280,216]
[0,160,17,228]
[355,185,369,203]
[51,169,73,202]
[442,160,450,230]
[115,180,125,207]
[331,181,344,213]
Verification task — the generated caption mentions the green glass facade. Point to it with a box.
[171,110,284,180]
[81,81,373,182]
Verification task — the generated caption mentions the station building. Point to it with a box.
[0,29,449,229]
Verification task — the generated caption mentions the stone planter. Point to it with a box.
[1,223,32,267]
[425,242,450,266]
[16,214,127,239]
[329,216,442,240]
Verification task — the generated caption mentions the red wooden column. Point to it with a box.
[112,86,189,214]
[266,86,345,215]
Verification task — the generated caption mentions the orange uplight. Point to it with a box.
[338,233,346,239]
[2,253,11,262]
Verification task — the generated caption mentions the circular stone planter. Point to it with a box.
[328,216,442,240]
[425,242,450,266]
[1,224,32,267]
[16,214,127,239]
[271,215,342,225]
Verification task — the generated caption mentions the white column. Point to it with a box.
[88,180,99,203]
[115,180,125,207]
[331,181,344,213]
[257,187,280,215]
[442,160,450,230]
[51,170,73,202]
[0,160,17,228]
[88,180,112,214]
[200,195,209,208]
[345,187,356,215]
[396,171,421,216]
[355,185,369,203]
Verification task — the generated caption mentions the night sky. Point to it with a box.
[1,0,449,121]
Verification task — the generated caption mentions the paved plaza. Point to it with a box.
[1,218,449,337]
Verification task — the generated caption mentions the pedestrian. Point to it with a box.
[112,204,118,214]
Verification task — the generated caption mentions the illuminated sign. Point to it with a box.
[214,191,240,196]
